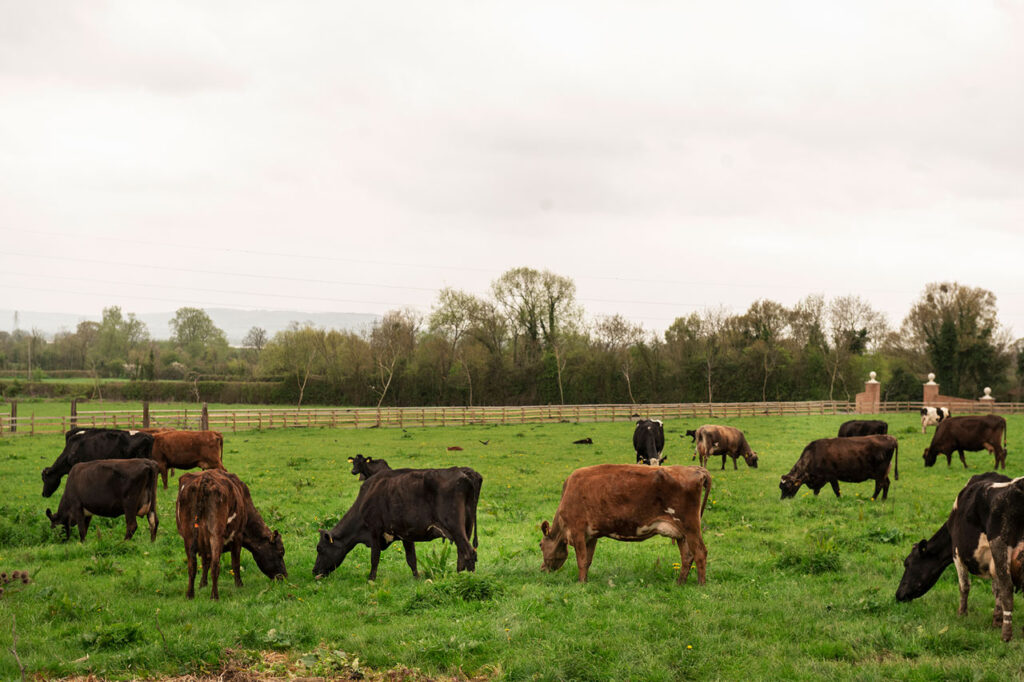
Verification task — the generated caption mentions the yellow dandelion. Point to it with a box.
[687,645,693,649]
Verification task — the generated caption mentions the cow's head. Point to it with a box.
[41,467,61,498]
[313,529,345,579]
[896,536,947,602]
[539,520,568,572]
[745,451,759,468]
[922,447,938,467]
[779,474,802,499]
[349,454,370,480]
[249,529,287,580]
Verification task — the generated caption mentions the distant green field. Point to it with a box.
[1,414,1022,680]
[4,399,277,420]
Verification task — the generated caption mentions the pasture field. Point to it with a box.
[1,414,1023,680]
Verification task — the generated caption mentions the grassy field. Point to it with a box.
[1,413,1022,680]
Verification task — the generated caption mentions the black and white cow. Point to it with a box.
[896,473,1024,642]
[633,419,665,465]
[920,406,951,434]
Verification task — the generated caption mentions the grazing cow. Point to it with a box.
[779,435,899,500]
[175,469,286,600]
[150,430,225,488]
[42,429,154,497]
[348,454,392,480]
[633,419,665,465]
[837,420,889,437]
[921,406,951,433]
[923,415,1008,469]
[695,424,759,470]
[540,464,710,584]
[313,466,483,580]
[896,473,1024,642]
[45,458,160,542]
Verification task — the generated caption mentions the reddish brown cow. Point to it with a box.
[695,424,759,470]
[175,469,286,600]
[540,464,710,585]
[151,430,225,488]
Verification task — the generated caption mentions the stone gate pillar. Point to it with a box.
[922,373,939,405]
[855,371,880,413]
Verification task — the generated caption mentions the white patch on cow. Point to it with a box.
[953,497,958,512]
[225,530,236,543]
[973,533,994,578]
[652,419,663,426]
[636,521,680,538]
[128,430,139,435]
[987,477,1024,490]
[608,533,630,540]
[226,513,237,525]
[954,551,971,593]
[383,532,394,543]
[72,431,85,439]
[137,501,151,516]
[665,507,676,515]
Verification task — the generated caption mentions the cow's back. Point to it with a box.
[805,436,896,478]
[66,458,160,517]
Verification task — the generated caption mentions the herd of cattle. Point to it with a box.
[32,407,1021,642]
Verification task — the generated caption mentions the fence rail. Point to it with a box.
[3,399,1024,437]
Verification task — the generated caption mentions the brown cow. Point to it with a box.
[695,424,759,470]
[539,464,710,585]
[175,469,286,599]
[151,430,225,488]
[923,415,1008,469]
[780,435,898,500]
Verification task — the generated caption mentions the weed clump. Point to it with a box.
[776,537,841,574]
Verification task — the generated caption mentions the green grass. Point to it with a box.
[1,413,1023,680]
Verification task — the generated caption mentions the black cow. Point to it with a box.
[313,466,482,580]
[348,454,392,480]
[779,435,899,500]
[923,415,1008,469]
[45,458,160,542]
[684,429,698,443]
[633,419,665,465]
[896,473,1024,642]
[42,428,154,497]
[837,420,888,437]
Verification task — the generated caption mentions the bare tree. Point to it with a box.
[594,314,645,405]
[697,306,731,403]
[370,309,419,411]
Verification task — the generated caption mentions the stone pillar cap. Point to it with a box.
[867,371,878,384]
[925,372,937,385]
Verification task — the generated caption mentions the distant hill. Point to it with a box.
[1,308,380,346]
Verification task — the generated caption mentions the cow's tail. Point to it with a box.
[215,432,225,461]
[893,440,899,481]
[699,469,712,518]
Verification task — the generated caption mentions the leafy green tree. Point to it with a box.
[901,282,1010,396]
[258,323,325,406]
[169,307,228,369]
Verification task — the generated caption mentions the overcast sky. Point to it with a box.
[2,1,1022,339]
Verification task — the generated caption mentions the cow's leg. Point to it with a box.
[579,537,597,582]
[200,554,210,587]
[402,540,419,578]
[732,454,739,471]
[368,537,382,581]
[148,508,158,542]
[991,581,1002,628]
[185,544,198,599]
[123,500,139,541]
[829,480,841,498]
[958,449,968,468]
[720,454,727,470]
[954,553,971,616]
[676,538,695,585]
[991,538,1014,641]
[159,462,169,489]
[946,452,953,467]
[77,513,92,542]
[209,538,223,600]
[681,523,707,585]
[231,540,243,587]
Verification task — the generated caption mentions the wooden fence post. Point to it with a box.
[201,403,209,431]
[143,401,150,428]
[70,398,77,429]
[30,412,35,436]
[10,400,16,434]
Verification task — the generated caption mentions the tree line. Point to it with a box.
[2,273,1022,406]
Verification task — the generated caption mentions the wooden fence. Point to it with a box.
[3,399,1023,437]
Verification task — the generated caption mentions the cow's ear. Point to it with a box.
[347,458,354,463]
[541,520,550,537]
